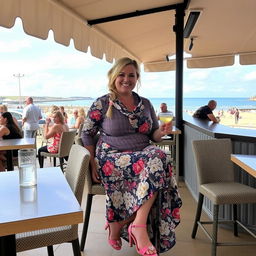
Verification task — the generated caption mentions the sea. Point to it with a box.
[38,97,256,114]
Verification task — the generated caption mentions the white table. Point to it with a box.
[231,154,256,178]
[0,167,83,255]
[0,138,35,171]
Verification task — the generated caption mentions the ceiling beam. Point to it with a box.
[87,3,184,25]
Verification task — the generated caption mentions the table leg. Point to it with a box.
[0,234,17,255]
[6,150,14,171]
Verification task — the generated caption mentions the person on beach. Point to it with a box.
[193,100,220,123]
[82,57,182,255]
[235,108,240,124]
[22,97,42,138]
[0,112,22,171]
[38,111,69,168]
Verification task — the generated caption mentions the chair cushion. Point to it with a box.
[91,184,105,195]
[200,182,256,205]
[16,225,77,252]
[41,152,59,157]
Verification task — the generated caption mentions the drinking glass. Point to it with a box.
[158,112,173,139]
[18,148,37,187]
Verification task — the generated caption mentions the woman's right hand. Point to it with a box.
[91,165,101,183]
[46,117,51,125]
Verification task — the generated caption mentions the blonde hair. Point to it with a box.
[0,105,8,113]
[78,107,86,118]
[53,111,65,124]
[106,57,140,118]
[50,105,59,115]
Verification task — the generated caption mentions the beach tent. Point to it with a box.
[1,0,256,172]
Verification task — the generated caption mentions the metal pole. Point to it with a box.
[13,73,24,108]
[174,5,185,176]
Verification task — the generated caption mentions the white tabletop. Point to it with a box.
[0,167,83,236]
[231,154,256,178]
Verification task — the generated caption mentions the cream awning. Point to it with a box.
[1,0,256,71]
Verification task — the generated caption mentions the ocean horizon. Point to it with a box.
[37,97,256,113]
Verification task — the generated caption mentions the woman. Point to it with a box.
[0,104,21,128]
[0,112,22,171]
[38,111,68,167]
[82,57,182,255]
[71,107,85,129]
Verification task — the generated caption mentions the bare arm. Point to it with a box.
[22,117,27,126]
[207,114,220,123]
[74,117,82,129]
[44,119,58,139]
[84,144,100,183]
[0,126,9,138]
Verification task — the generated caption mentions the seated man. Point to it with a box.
[158,102,174,140]
[193,100,220,123]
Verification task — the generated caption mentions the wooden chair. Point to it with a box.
[192,138,256,256]
[16,144,90,256]
[40,130,76,171]
[74,136,105,252]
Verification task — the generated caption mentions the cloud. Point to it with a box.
[0,39,31,53]
[184,83,205,93]
[243,71,256,81]
[187,70,210,80]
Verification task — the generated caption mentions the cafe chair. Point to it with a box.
[191,138,256,256]
[77,123,84,137]
[74,136,105,251]
[40,130,76,171]
[16,144,90,256]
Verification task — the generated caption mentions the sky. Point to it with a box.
[1,18,256,99]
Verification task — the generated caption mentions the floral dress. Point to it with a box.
[82,93,182,253]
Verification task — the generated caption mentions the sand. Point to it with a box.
[39,105,256,129]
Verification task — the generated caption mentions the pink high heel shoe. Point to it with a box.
[105,222,122,250]
[128,223,158,256]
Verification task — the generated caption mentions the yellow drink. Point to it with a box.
[159,116,173,123]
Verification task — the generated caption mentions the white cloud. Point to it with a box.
[243,71,256,81]
[0,39,31,53]
[187,70,210,80]
[184,83,205,93]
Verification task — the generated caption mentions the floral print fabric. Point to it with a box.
[82,93,182,253]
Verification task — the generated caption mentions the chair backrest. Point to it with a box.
[58,130,77,157]
[65,144,90,203]
[192,138,234,185]
[77,123,84,137]
[74,135,104,195]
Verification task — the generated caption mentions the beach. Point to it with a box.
[38,104,256,129]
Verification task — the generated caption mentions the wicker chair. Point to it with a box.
[74,136,105,251]
[191,138,256,256]
[16,144,90,256]
[40,130,76,171]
